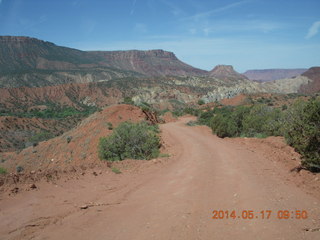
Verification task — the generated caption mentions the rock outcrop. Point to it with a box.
[299,67,320,94]
[208,65,248,81]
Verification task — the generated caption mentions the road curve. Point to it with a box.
[1,117,319,240]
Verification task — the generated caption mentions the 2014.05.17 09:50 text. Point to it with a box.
[211,210,308,220]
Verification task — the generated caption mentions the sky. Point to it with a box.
[0,0,319,72]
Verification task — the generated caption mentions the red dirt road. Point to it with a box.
[1,117,319,239]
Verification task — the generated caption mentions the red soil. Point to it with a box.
[0,117,319,240]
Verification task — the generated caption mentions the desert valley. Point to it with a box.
[0,36,319,240]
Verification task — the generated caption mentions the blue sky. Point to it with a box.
[0,0,319,72]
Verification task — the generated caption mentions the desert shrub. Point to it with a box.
[106,122,113,130]
[231,105,251,135]
[283,98,320,171]
[98,121,160,161]
[172,107,201,117]
[16,166,24,173]
[186,120,197,126]
[241,104,281,137]
[137,101,151,111]
[198,99,205,105]
[0,105,99,119]
[123,97,134,105]
[29,131,55,144]
[198,110,215,125]
[111,167,121,174]
[210,114,238,138]
[200,104,282,138]
[0,167,7,174]
[183,107,201,116]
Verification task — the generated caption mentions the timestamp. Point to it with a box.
[211,210,308,220]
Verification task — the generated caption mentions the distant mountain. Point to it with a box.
[89,50,207,76]
[243,69,307,82]
[208,65,248,81]
[0,36,206,87]
[0,36,100,72]
[299,67,320,94]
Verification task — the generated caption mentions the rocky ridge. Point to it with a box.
[299,67,320,94]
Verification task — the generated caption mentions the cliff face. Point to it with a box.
[90,50,207,76]
[299,67,320,94]
[243,69,307,82]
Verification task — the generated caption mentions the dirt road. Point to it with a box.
[1,117,319,239]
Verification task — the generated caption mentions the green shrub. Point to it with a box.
[172,107,201,117]
[98,121,160,161]
[16,166,24,173]
[159,153,170,158]
[106,122,113,130]
[231,105,251,135]
[186,120,197,126]
[123,97,134,105]
[210,114,238,138]
[283,98,320,172]
[111,167,122,174]
[242,104,282,137]
[200,104,283,138]
[0,105,99,119]
[29,131,55,144]
[198,99,205,105]
[0,167,7,174]
[198,110,215,125]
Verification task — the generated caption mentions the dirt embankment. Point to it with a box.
[0,104,146,173]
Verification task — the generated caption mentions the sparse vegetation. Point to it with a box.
[172,107,201,117]
[66,136,72,143]
[186,120,198,126]
[123,97,134,105]
[111,167,122,174]
[159,153,170,158]
[98,121,161,161]
[29,131,55,145]
[198,99,205,105]
[16,166,24,173]
[0,104,99,119]
[0,167,7,174]
[106,122,113,130]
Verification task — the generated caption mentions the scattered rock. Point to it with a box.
[30,183,37,189]
[303,227,320,232]
[16,166,24,173]
[66,136,72,143]
[93,171,98,176]
[10,187,19,194]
